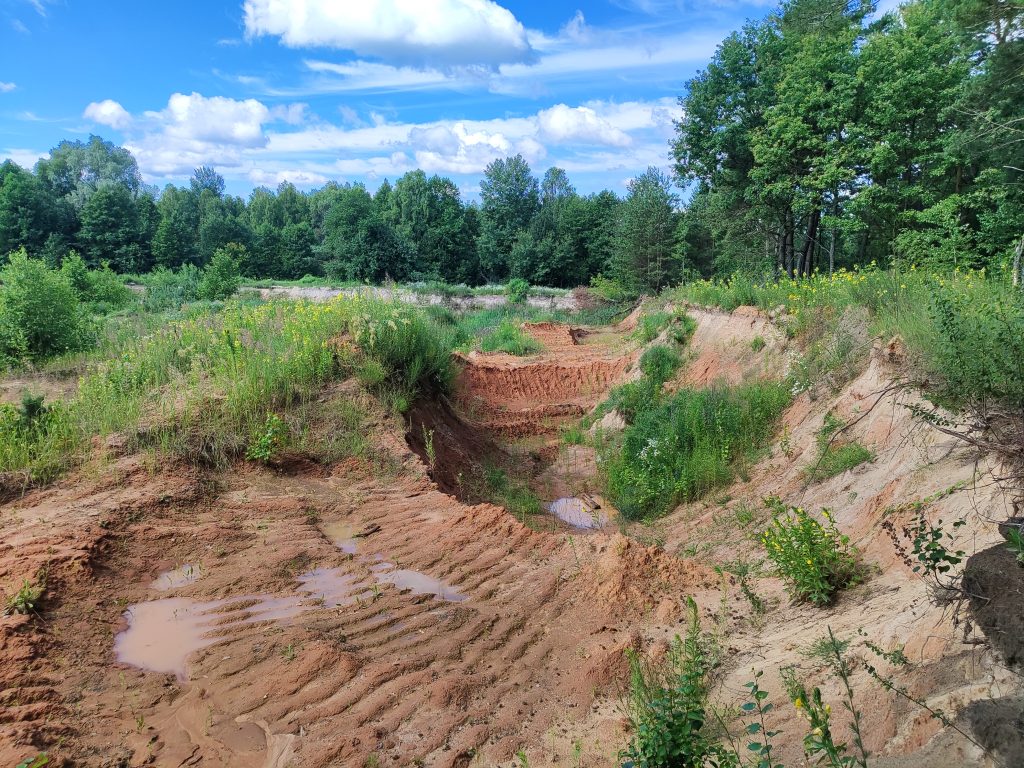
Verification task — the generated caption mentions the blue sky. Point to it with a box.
[0,0,783,197]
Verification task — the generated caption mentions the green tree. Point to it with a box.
[197,245,243,300]
[77,184,151,272]
[613,168,680,294]
[0,161,54,257]
[478,155,540,281]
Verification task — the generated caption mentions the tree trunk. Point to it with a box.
[1014,235,1023,290]
[799,209,820,278]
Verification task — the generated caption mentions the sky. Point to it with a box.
[0,0,790,198]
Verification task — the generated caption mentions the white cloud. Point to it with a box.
[242,0,535,68]
[538,104,631,147]
[0,81,16,93]
[84,99,132,129]
[1,147,47,169]
[77,90,680,191]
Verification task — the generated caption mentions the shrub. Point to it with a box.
[479,320,542,356]
[142,265,202,311]
[761,499,861,605]
[639,345,683,386]
[0,250,90,362]
[606,382,790,520]
[807,413,874,482]
[506,277,530,305]
[198,246,242,301]
[84,263,134,311]
[668,311,697,346]
[620,598,734,768]
[246,412,287,463]
[604,379,661,424]
[635,311,672,343]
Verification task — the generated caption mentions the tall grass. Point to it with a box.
[478,320,543,356]
[672,267,1024,409]
[606,382,791,520]
[0,295,458,485]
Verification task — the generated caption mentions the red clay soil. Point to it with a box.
[0,443,718,767]
[454,322,636,439]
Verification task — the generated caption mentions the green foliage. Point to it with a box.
[761,500,861,605]
[750,336,766,352]
[740,670,782,768]
[0,249,90,363]
[635,311,672,343]
[15,753,49,768]
[639,345,683,386]
[668,311,698,346]
[480,467,543,524]
[4,578,44,616]
[61,252,134,312]
[478,320,542,356]
[506,277,530,304]
[1006,528,1024,567]
[245,412,287,463]
[909,516,966,580]
[620,598,736,768]
[141,264,201,311]
[807,413,873,482]
[606,382,790,520]
[197,245,242,301]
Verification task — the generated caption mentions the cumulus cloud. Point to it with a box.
[148,92,272,148]
[243,0,535,68]
[83,99,132,129]
[538,104,631,147]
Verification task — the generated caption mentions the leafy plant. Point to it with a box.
[620,598,736,768]
[639,345,683,386]
[197,246,242,301]
[506,277,530,305]
[246,412,287,464]
[5,578,44,616]
[16,754,49,768]
[739,670,782,768]
[761,499,861,605]
[909,516,966,582]
[750,336,766,352]
[1006,528,1024,566]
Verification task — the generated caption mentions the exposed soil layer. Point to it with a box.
[454,321,636,439]
[2,307,1022,767]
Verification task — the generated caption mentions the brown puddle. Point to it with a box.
[115,569,370,678]
[320,520,359,554]
[373,565,468,602]
[548,497,608,530]
[151,563,203,591]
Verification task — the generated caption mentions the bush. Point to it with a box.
[639,345,683,386]
[668,311,697,346]
[142,265,201,311]
[506,277,530,305]
[606,382,790,520]
[84,263,134,312]
[635,310,672,343]
[760,499,861,605]
[0,250,90,362]
[198,246,242,301]
[604,379,661,424]
[479,320,542,356]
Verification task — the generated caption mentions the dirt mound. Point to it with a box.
[454,321,635,439]
[676,306,786,387]
[964,543,1024,669]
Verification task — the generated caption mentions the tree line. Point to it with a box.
[0,137,679,294]
[1,0,1020,294]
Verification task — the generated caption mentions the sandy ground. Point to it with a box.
[0,307,1018,767]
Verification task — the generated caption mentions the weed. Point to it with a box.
[750,336,766,352]
[478,320,542,356]
[807,414,873,482]
[514,749,530,768]
[739,670,781,768]
[721,560,767,615]
[906,516,967,589]
[422,426,436,472]
[620,597,734,768]
[363,754,380,768]
[5,578,44,616]
[1006,528,1024,566]
[639,345,683,386]
[560,422,587,446]
[634,311,673,344]
[281,643,296,662]
[760,499,861,605]
[245,412,287,464]
[16,755,49,768]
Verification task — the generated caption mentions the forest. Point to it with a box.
[0,0,1020,294]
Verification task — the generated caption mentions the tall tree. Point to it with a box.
[478,155,540,281]
[613,168,680,293]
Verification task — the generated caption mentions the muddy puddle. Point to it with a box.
[320,520,360,554]
[374,566,468,602]
[548,497,608,529]
[151,563,203,591]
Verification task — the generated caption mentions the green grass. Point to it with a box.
[478,320,543,356]
[604,381,791,520]
[807,415,874,482]
[0,295,459,486]
[671,267,1024,410]
[639,344,683,386]
[479,466,544,524]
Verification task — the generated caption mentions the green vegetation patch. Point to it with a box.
[478,320,543,356]
[605,381,790,520]
[806,413,874,482]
